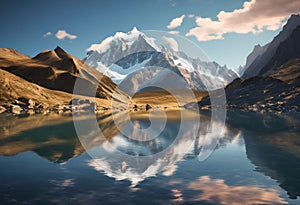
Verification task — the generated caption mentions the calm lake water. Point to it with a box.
[0,111,300,205]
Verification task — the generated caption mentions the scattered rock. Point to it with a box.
[13,100,25,106]
[70,98,96,112]
[133,104,138,111]
[0,106,6,114]
[70,98,93,105]
[10,105,22,114]
[26,109,35,115]
[146,104,152,111]
[16,97,36,108]
[53,104,64,110]
[1,97,130,115]
[63,106,71,112]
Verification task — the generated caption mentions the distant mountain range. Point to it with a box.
[193,14,300,113]
[84,28,238,93]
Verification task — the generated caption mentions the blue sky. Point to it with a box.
[0,0,298,69]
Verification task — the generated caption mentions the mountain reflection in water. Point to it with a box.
[0,111,299,204]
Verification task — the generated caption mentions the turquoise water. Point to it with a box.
[0,112,299,205]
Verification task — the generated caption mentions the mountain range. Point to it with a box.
[0,14,299,114]
[84,28,238,94]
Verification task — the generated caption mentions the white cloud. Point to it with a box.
[188,14,195,18]
[168,30,180,35]
[87,36,114,52]
[162,36,179,51]
[167,15,185,29]
[186,0,300,41]
[55,30,77,40]
[43,32,52,37]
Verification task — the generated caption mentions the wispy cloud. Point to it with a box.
[55,30,77,40]
[186,0,300,41]
[187,14,195,18]
[168,30,179,35]
[43,32,52,37]
[162,36,179,51]
[167,15,185,29]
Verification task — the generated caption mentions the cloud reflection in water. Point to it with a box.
[186,176,287,205]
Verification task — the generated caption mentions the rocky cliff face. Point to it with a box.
[242,14,300,79]
[259,25,300,76]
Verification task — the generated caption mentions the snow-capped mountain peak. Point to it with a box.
[84,27,160,68]
[86,27,159,54]
[113,27,144,44]
[128,26,139,34]
[84,28,238,92]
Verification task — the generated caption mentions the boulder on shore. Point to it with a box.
[10,105,22,114]
[146,104,152,111]
[16,97,36,108]
[69,98,96,112]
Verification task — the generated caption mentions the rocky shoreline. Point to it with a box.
[0,97,109,115]
[0,96,158,115]
[1,96,299,116]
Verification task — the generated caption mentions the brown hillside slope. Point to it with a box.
[0,47,127,102]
